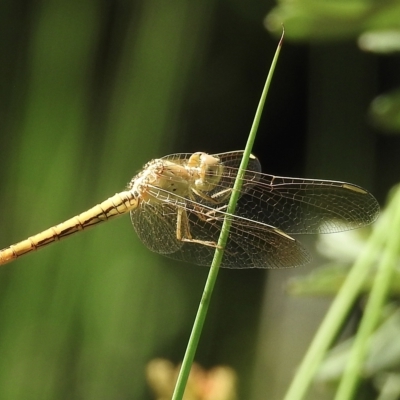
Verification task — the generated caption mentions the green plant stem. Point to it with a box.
[334,186,400,400]
[283,209,387,400]
[171,34,283,400]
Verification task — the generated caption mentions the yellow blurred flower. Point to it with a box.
[146,358,237,400]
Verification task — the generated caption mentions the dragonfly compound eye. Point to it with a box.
[193,153,223,192]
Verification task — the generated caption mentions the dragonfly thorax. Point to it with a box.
[129,159,193,204]
[129,153,225,206]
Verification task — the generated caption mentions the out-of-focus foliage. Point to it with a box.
[316,306,400,398]
[286,225,400,296]
[266,0,400,136]
[359,30,400,54]
[369,90,400,134]
[266,0,400,43]
[317,306,400,381]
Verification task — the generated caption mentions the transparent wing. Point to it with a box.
[130,202,183,255]
[234,176,379,234]
[161,151,379,234]
[130,188,310,269]
[160,150,261,173]
[170,208,310,269]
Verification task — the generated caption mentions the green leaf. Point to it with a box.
[369,89,400,134]
[359,30,400,54]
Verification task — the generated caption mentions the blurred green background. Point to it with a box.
[0,0,399,399]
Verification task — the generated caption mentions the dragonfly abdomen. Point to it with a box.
[0,191,138,266]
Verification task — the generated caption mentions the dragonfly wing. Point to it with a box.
[235,176,380,234]
[160,152,192,163]
[159,151,379,234]
[212,150,261,173]
[160,150,261,173]
[130,202,183,254]
[189,151,379,233]
[163,206,310,269]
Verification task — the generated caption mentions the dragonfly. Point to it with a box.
[0,151,380,269]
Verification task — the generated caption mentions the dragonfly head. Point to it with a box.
[187,152,224,192]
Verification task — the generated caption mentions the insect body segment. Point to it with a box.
[0,191,138,265]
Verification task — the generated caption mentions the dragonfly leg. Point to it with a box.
[193,204,228,223]
[191,187,232,205]
[176,207,221,248]
[211,188,232,201]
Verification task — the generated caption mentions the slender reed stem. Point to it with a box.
[171,31,284,400]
